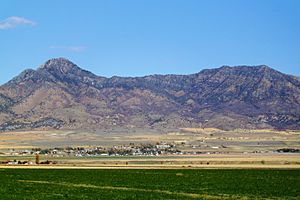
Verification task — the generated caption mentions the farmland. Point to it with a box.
[0,169,299,199]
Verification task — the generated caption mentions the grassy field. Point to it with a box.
[0,169,299,199]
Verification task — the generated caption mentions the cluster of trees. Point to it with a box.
[276,148,300,153]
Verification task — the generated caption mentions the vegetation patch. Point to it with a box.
[0,169,299,199]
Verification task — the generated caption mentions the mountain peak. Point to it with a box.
[36,58,100,84]
[39,58,79,73]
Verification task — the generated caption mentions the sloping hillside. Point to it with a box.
[0,58,299,131]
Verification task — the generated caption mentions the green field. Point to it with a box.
[0,169,299,199]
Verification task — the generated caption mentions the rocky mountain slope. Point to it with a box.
[0,58,299,131]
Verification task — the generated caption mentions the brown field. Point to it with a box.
[0,128,299,169]
[0,128,299,150]
[0,154,299,169]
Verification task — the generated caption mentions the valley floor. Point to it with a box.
[0,128,299,169]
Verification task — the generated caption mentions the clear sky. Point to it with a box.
[1,0,300,85]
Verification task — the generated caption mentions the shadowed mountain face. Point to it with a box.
[0,58,299,131]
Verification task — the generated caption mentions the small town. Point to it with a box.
[1,139,299,166]
[0,142,180,165]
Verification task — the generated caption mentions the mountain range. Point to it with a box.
[0,58,299,131]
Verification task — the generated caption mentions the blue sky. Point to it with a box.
[1,0,300,84]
